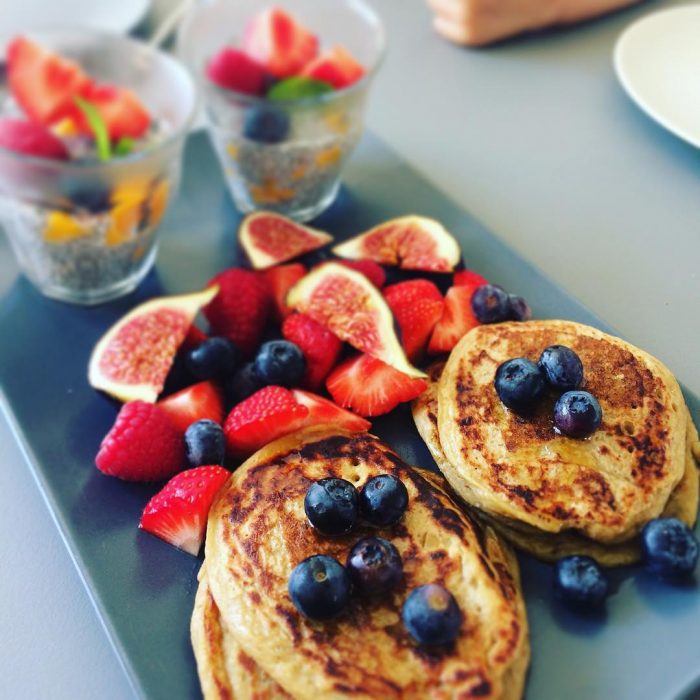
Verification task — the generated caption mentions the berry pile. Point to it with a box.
[290,474,462,646]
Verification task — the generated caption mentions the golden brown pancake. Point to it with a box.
[203,428,529,700]
[438,321,688,543]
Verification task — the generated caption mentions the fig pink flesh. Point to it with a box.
[247,216,325,261]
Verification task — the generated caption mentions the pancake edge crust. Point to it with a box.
[204,427,530,700]
[437,320,687,542]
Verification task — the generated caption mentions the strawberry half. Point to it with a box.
[139,465,230,555]
[336,259,386,288]
[224,386,309,458]
[428,286,481,355]
[282,313,342,390]
[326,354,427,417]
[301,46,366,89]
[292,389,370,433]
[453,269,489,288]
[206,47,266,95]
[158,381,225,434]
[264,263,307,322]
[384,279,444,362]
[0,118,69,160]
[96,401,185,481]
[7,36,90,125]
[204,268,273,357]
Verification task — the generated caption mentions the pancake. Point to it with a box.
[203,428,529,700]
[192,565,289,700]
[414,358,698,566]
[438,321,687,543]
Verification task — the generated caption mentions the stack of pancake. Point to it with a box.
[192,428,530,699]
[413,320,700,566]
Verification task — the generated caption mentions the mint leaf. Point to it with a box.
[73,96,111,161]
[267,77,334,101]
[114,137,135,157]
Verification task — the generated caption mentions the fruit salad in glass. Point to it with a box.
[178,0,385,222]
[0,31,196,304]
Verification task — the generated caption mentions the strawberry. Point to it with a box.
[206,47,266,96]
[158,381,225,434]
[282,313,342,390]
[384,280,444,362]
[292,389,370,433]
[96,401,185,481]
[428,286,481,355]
[180,324,208,353]
[301,46,366,89]
[453,269,489,289]
[263,263,307,322]
[203,268,273,357]
[224,386,309,457]
[326,354,427,417]
[139,465,230,555]
[0,118,69,160]
[336,259,386,288]
[7,36,90,125]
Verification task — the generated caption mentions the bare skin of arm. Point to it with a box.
[426,0,641,46]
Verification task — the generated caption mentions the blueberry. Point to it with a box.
[66,184,112,212]
[288,555,352,620]
[538,345,584,390]
[494,358,546,412]
[359,474,409,527]
[243,106,290,143]
[346,537,403,596]
[508,294,532,322]
[402,584,461,646]
[553,391,602,438]
[254,340,306,387]
[641,517,699,579]
[225,362,265,406]
[304,478,359,536]
[471,284,512,324]
[186,337,241,380]
[184,419,225,467]
[554,556,609,607]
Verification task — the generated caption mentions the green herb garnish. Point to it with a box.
[114,137,135,157]
[73,96,112,161]
[267,76,334,101]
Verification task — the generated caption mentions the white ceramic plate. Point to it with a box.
[614,4,700,148]
[0,0,151,35]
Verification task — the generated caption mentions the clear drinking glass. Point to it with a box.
[0,30,197,305]
[177,0,385,222]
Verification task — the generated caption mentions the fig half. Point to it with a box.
[332,215,461,273]
[239,211,333,269]
[88,287,218,403]
[287,262,426,379]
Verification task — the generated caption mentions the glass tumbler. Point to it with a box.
[0,30,197,305]
[178,0,385,222]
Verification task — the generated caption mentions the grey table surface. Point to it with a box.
[1,0,698,698]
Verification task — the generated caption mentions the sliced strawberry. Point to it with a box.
[263,263,307,322]
[326,354,427,418]
[206,47,266,95]
[453,269,489,288]
[224,386,309,458]
[428,286,481,355]
[336,259,386,288]
[282,313,342,390]
[384,280,444,362]
[139,465,230,555]
[292,389,370,432]
[243,7,318,78]
[72,82,150,140]
[95,401,185,481]
[7,36,91,125]
[0,118,69,160]
[204,268,273,357]
[180,324,209,353]
[158,381,225,434]
[301,46,365,89]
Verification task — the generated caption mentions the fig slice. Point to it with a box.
[239,211,333,269]
[332,215,461,273]
[88,287,218,403]
[287,262,426,379]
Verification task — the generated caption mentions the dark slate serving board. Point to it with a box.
[1,131,698,700]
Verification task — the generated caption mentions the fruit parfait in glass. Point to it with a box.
[0,32,196,305]
[178,0,385,222]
